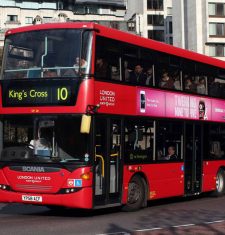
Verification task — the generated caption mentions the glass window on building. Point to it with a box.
[74,5,86,14]
[169,21,173,34]
[209,45,216,56]
[148,15,164,26]
[209,23,225,36]
[209,3,216,15]
[25,17,33,24]
[217,23,225,36]
[209,3,225,16]
[147,0,163,10]
[87,5,99,14]
[209,23,216,35]
[148,30,164,42]
[7,15,18,22]
[209,44,225,57]
[216,3,225,16]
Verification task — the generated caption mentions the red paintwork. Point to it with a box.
[0,187,93,208]
[202,160,225,192]
[94,81,136,114]
[122,163,184,204]
[2,22,225,208]
[0,166,93,209]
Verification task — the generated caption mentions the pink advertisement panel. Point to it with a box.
[211,99,225,122]
[137,88,225,122]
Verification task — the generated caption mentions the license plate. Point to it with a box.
[22,195,42,202]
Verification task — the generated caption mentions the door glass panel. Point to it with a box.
[110,120,121,194]
[94,118,107,196]
[185,124,202,194]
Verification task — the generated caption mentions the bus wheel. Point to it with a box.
[122,175,145,212]
[214,169,225,196]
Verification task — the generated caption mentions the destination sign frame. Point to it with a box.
[1,78,78,107]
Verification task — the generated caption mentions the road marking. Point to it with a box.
[135,228,162,232]
[172,224,195,228]
[97,232,131,235]
[97,218,225,235]
[204,220,225,224]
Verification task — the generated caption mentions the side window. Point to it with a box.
[95,36,121,81]
[156,121,183,161]
[195,63,208,95]
[140,49,155,86]
[123,45,139,84]
[124,119,155,163]
[209,69,225,98]
[183,61,209,95]
[156,52,176,90]
[205,124,225,160]
[183,60,197,94]
[169,56,182,91]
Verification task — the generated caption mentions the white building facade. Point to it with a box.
[125,0,173,44]
[173,0,225,60]
[0,0,126,47]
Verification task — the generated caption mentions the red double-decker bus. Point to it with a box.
[1,22,225,211]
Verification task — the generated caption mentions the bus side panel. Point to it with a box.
[122,163,184,203]
[202,160,225,192]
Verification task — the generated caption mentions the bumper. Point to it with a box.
[0,187,93,209]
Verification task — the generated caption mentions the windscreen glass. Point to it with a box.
[2,29,92,79]
[1,115,90,164]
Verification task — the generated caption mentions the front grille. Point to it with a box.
[15,184,53,192]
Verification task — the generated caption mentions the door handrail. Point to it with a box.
[95,154,105,177]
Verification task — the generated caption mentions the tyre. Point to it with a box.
[122,175,145,212]
[214,169,225,197]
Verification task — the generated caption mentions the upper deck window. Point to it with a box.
[2,29,92,80]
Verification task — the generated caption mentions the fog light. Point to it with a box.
[66,189,70,193]
[2,185,6,190]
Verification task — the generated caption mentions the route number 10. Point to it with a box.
[57,87,68,101]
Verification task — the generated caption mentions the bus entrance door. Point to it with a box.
[94,117,122,208]
[184,123,203,195]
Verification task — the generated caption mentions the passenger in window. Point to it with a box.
[62,57,87,77]
[44,70,57,77]
[30,128,52,157]
[185,76,196,92]
[124,61,130,82]
[129,64,147,85]
[197,77,206,95]
[159,71,174,89]
[165,146,178,160]
[111,66,120,80]
[95,57,108,79]
[74,57,87,75]
[209,77,221,97]
[146,67,153,86]
[157,149,164,160]
[173,70,181,90]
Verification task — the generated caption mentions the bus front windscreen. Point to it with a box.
[2,29,92,79]
[1,116,90,164]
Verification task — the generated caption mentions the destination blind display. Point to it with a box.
[2,79,77,107]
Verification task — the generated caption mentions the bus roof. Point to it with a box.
[5,22,225,70]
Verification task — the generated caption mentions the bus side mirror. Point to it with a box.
[80,114,91,134]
